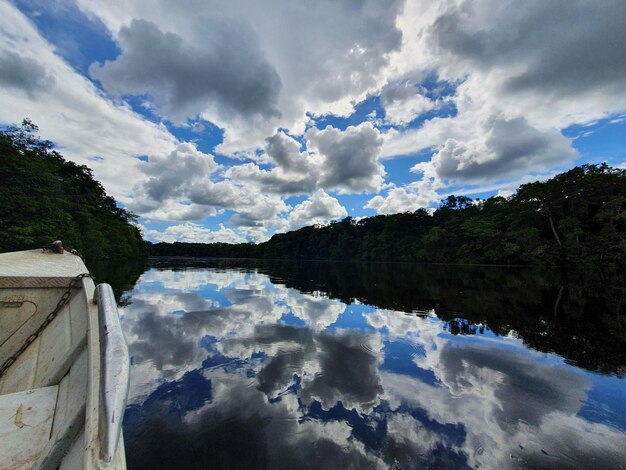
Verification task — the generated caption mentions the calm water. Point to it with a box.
[116,259,626,470]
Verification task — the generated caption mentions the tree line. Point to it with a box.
[2,119,624,266]
[0,120,148,261]
[152,163,626,265]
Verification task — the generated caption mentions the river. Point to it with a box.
[105,258,626,469]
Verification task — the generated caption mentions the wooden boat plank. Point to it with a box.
[0,386,58,469]
[0,277,78,289]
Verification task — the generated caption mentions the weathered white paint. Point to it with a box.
[36,348,89,469]
[0,386,58,469]
[0,249,129,469]
[96,283,130,464]
[0,288,88,395]
[0,249,85,278]
[60,429,85,470]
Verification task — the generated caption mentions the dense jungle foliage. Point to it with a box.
[0,120,148,261]
[2,120,624,266]
[153,163,626,265]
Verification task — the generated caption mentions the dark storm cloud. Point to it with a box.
[89,18,281,123]
[0,50,53,95]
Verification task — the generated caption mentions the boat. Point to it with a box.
[0,246,129,469]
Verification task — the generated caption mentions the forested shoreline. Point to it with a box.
[0,120,148,261]
[2,120,624,266]
[152,164,626,265]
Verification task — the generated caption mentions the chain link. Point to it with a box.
[0,273,93,379]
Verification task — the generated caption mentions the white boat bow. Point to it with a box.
[0,248,130,469]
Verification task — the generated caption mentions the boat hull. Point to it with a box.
[0,249,129,469]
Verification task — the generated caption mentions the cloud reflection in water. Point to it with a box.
[121,267,626,470]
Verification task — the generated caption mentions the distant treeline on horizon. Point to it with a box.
[2,120,625,266]
[151,163,626,265]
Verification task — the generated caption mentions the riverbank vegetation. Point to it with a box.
[0,120,147,261]
[2,120,624,266]
[152,163,626,265]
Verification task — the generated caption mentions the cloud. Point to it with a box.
[365,188,424,215]
[129,142,289,229]
[430,0,626,105]
[0,3,177,200]
[0,50,53,96]
[307,122,385,193]
[379,109,577,208]
[225,162,318,196]
[141,222,246,244]
[89,18,281,124]
[265,131,312,174]
[419,116,577,182]
[140,143,218,202]
[377,0,626,208]
[227,125,385,197]
[380,79,437,126]
[77,0,404,153]
[301,331,383,412]
[365,177,440,214]
[286,190,347,231]
[228,194,290,230]
[128,125,371,234]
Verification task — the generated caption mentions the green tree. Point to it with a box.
[0,120,148,261]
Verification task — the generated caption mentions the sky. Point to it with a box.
[1,0,626,244]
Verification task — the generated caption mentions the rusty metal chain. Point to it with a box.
[0,273,93,379]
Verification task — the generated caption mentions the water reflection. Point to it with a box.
[120,261,626,470]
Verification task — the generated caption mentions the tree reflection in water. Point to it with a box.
[119,259,626,470]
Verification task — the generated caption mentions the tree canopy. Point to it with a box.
[2,119,624,265]
[0,120,148,261]
[152,164,626,265]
